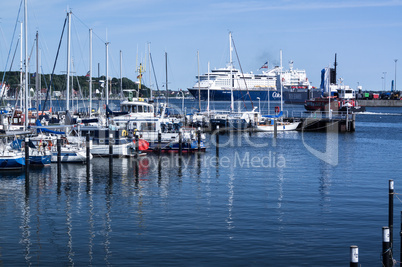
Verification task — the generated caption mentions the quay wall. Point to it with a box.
[358,100,402,107]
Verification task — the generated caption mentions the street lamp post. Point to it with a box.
[257,97,260,113]
[395,59,398,92]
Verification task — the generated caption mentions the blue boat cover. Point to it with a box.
[262,111,283,118]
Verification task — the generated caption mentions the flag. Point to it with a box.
[85,71,90,77]
[320,68,330,96]
[259,61,268,70]
[137,74,142,79]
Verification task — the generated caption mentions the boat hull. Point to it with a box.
[51,150,90,163]
[188,88,322,103]
[29,155,51,167]
[188,88,282,102]
[0,155,25,170]
[256,121,300,132]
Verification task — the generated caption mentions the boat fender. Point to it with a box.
[122,130,128,137]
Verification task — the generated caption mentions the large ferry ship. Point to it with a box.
[187,60,319,103]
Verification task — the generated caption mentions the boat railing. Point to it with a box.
[291,110,353,120]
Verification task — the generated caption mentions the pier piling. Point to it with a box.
[135,134,139,159]
[197,127,201,152]
[215,125,219,157]
[57,136,61,171]
[349,245,358,267]
[57,137,61,193]
[274,119,277,138]
[86,133,90,166]
[109,133,113,167]
[382,226,391,267]
[157,131,161,155]
[389,180,394,253]
[24,137,29,193]
[178,130,182,156]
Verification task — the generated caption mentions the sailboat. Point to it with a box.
[256,50,300,132]
[0,137,25,170]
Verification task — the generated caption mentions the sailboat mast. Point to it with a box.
[35,31,39,115]
[229,32,234,112]
[24,0,28,129]
[20,22,23,110]
[148,43,152,101]
[197,50,200,111]
[280,49,283,113]
[207,61,210,116]
[120,50,123,99]
[165,52,168,106]
[89,28,92,116]
[105,40,109,105]
[66,10,71,112]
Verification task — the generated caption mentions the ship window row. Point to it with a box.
[122,105,153,113]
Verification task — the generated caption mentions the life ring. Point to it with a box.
[122,130,128,137]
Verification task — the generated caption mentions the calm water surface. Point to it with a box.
[1,101,402,266]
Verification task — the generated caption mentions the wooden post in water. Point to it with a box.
[86,133,90,166]
[349,245,358,267]
[274,119,277,138]
[135,134,139,160]
[197,127,201,152]
[86,133,90,180]
[57,137,61,193]
[24,137,29,191]
[389,179,394,253]
[109,133,113,165]
[57,136,61,171]
[382,226,391,267]
[178,129,182,156]
[215,125,219,157]
[158,131,161,154]
[400,211,402,263]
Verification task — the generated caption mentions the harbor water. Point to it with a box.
[1,99,402,266]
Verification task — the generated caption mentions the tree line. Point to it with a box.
[0,71,151,98]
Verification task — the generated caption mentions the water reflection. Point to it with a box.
[22,185,31,265]
[226,172,235,238]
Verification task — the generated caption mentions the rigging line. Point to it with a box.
[41,15,68,115]
[71,13,105,44]
[72,18,87,75]
[0,0,23,104]
[0,37,20,101]
[149,52,160,93]
[72,60,87,110]
[231,37,254,110]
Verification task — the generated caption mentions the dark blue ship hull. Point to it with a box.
[188,88,322,103]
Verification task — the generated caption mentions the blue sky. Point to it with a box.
[1,0,402,92]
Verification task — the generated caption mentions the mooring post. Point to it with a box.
[400,210,402,263]
[389,179,394,253]
[24,137,29,190]
[178,129,182,156]
[215,125,219,157]
[57,136,61,165]
[135,134,139,160]
[158,131,162,154]
[109,133,113,164]
[349,245,358,267]
[197,127,201,152]
[382,226,391,267]
[86,133,90,166]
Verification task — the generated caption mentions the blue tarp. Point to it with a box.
[35,119,65,135]
[262,111,283,118]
